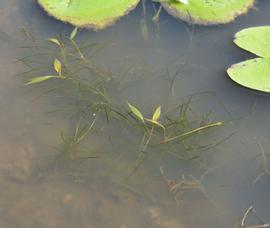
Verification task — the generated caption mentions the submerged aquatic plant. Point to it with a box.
[227,26,270,93]
[38,0,255,29]
[20,28,224,179]
[25,58,66,85]
[233,205,270,228]
[160,166,219,207]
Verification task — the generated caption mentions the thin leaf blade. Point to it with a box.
[70,27,78,40]
[54,58,62,75]
[25,75,59,85]
[47,38,61,47]
[145,118,165,129]
[152,106,161,121]
[127,102,144,123]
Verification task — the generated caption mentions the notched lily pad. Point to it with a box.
[227,26,270,93]
[227,58,270,93]
[38,0,140,30]
[161,0,255,25]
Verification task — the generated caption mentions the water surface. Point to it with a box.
[1,0,270,227]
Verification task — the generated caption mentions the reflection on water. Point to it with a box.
[1,0,270,227]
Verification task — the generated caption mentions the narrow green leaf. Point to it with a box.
[152,106,161,121]
[145,118,165,129]
[25,75,60,85]
[47,38,61,47]
[54,58,62,75]
[127,102,144,123]
[161,122,223,144]
[70,27,78,40]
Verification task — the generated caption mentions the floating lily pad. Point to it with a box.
[227,58,270,92]
[234,26,270,58]
[227,26,270,93]
[161,0,255,25]
[38,0,140,30]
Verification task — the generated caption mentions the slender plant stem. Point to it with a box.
[161,122,223,144]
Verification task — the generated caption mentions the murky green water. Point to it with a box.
[1,0,270,227]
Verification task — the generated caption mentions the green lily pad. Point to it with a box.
[161,0,255,25]
[227,26,270,93]
[227,58,270,93]
[38,0,140,30]
[234,26,270,58]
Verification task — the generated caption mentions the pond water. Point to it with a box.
[1,0,270,227]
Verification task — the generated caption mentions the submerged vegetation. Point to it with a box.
[233,205,270,228]
[9,1,270,226]
[18,27,225,181]
[38,0,256,29]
